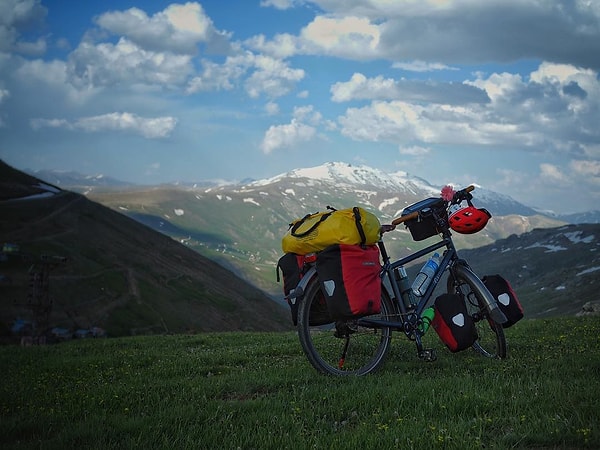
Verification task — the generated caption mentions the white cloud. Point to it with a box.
[570,159,600,185]
[0,89,9,103]
[399,145,430,156]
[94,3,231,54]
[244,54,305,98]
[337,63,600,154]
[306,1,600,70]
[540,163,568,184]
[69,39,194,89]
[187,52,304,98]
[299,16,381,59]
[260,0,298,9]
[244,33,298,59]
[261,119,316,154]
[187,55,246,93]
[331,73,394,102]
[331,72,488,104]
[392,60,458,72]
[31,112,177,138]
[0,0,47,54]
[265,101,279,115]
[292,105,321,125]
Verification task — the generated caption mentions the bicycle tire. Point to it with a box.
[447,267,507,359]
[297,278,394,375]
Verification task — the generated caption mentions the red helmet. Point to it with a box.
[448,204,491,234]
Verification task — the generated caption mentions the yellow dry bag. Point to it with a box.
[281,206,381,254]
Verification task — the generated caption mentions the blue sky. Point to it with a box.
[1,0,599,213]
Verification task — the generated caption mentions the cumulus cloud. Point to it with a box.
[331,72,488,104]
[399,145,430,156]
[301,0,600,70]
[68,39,194,89]
[260,0,298,9]
[245,54,305,98]
[244,33,298,59]
[570,159,600,184]
[31,112,177,138]
[260,105,321,153]
[337,63,600,156]
[261,119,316,154]
[94,3,231,54]
[252,1,600,70]
[188,52,304,98]
[392,61,458,72]
[0,89,9,103]
[0,0,47,54]
[299,16,381,59]
[540,163,568,184]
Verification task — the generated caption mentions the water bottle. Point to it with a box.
[411,253,441,297]
[419,307,435,333]
[395,266,417,309]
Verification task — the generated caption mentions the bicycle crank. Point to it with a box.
[418,348,437,362]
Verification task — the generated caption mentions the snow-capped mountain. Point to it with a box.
[247,161,537,220]
[252,161,438,196]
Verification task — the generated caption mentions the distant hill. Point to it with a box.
[0,160,290,338]
[457,223,600,318]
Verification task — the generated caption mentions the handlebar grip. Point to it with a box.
[465,185,475,193]
[391,211,419,226]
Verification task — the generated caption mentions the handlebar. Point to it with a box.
[385,185,476,231]
[452,185,475,204]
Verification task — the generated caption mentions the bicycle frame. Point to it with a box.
[358,228,506,355]
[353,231,458,354]
[378,235,455,320]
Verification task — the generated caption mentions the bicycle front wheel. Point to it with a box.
[447,268,507,359]
[297,279,394,375]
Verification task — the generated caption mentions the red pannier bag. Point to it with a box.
[276,253,330,326]
[315,244,381,320]
[432,293,478,352]
[483,274,524,328]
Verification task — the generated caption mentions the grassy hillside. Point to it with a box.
[0,161,290,337]
[1,316,598,449]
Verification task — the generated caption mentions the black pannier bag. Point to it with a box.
[401,197,448,241]
[276,253,305,325]
[276,253,330,326]
[483,274,524,328]
[315,244,381,321]
[431,293,478,352]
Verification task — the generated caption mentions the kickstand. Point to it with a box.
[338,336,350,369]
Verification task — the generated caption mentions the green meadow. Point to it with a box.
[1,316,598,449]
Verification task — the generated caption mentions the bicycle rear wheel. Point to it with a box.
[297,279,394,375]
[447,268,507,359]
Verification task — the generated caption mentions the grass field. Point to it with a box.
[1,316,598,449]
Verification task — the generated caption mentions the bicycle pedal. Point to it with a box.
[418,348,437,362]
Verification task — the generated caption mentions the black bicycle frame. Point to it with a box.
[357,234,459,332]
